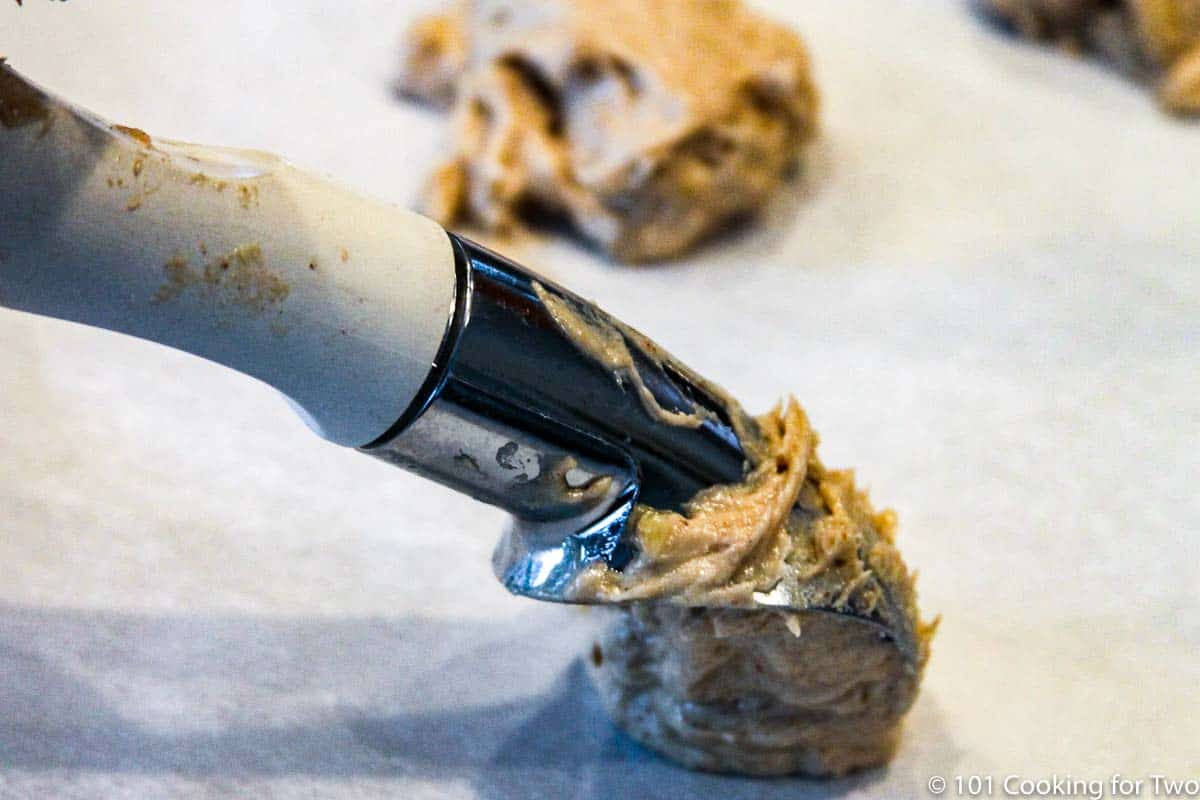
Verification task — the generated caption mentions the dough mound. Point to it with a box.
[593,606,920,776]
[577,401,935,777]
[984,0,1200,115]
[396,0,819,261]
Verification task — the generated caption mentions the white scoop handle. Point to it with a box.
[0,64,457,448]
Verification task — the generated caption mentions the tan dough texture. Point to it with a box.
[575,401,936,777]
[985,0,1200,115]
[396,0,819,261]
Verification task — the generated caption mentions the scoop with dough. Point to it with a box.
[2,61,930,779]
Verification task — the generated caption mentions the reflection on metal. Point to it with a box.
[366,235,754,601]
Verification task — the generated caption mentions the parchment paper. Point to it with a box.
[1,1,1197,798]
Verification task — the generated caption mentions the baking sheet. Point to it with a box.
[1,1,1198,797]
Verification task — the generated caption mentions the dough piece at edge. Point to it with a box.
[984,0,1200,115]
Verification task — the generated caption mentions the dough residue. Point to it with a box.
[396,0,819,261]
[985,0,1200,115]
[575,400,936,776]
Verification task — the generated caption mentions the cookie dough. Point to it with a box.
[396,0,819,261]
[573,400,935,777]
[984,0,1200,115]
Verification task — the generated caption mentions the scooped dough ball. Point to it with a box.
[574,400,935,777]
[591,606,923,776]
[397,0,819,261]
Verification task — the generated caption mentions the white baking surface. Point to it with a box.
[1,1,1197,798]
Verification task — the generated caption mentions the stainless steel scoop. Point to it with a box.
[0,63,758,604]
[367,237,760,600]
